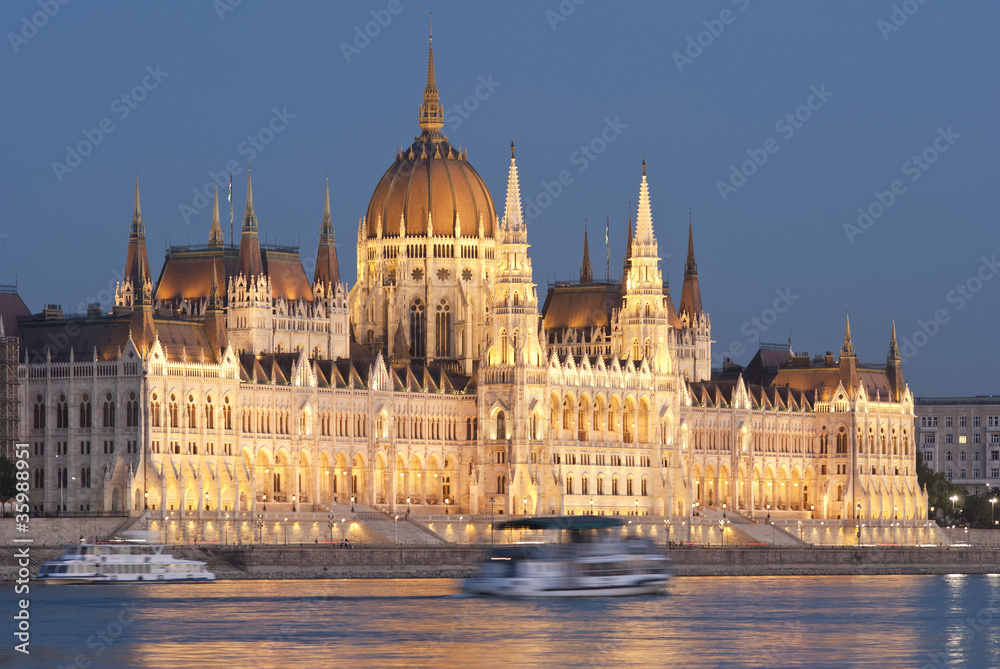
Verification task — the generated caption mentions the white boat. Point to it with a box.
[463,517,671,597]
[37,543,216,585]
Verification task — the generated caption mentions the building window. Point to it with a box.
[496,475,506,494]
[959,435,967,444]
[960,452,966,461]
[581,476,589,495]
[435,299,452,357]
[992,468,999,479]
[597,476,605,495]
[960,469,967,478]
[33,468,44,488]
[102,393,115,428]
[946,434,953,444]
[946,451,952,461]
[974,433,981,444]
[79,394,92,428]
[960,416,967,428]
[973,468,981,478]
[33,396,45,430]
[923,451,933,461]
[946,416,953,428]
[409,299,426,358]
[946,469,953,479]
[566,475,574,495]
[80,467,91,488]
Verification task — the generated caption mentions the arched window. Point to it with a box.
[205,396,214,429]
[496,411,506,440]
[435,299,451,357]
[631,338,640,360]
[102,393,115,428]
[496,475,506,494]
[223,397,233,430]
[409,299,426,358]
[626,478,633,496]
[612,477,620,496]
[566,475,574,495]
[150,394,160,428]
[33,395,45,430]
[597,475,605,495]
[641,477,648,496]
[168,394,179,429]
[79,394,92,428]
[57,394,68,429]
[126,392,138,427]
[500,329,509,365]
[187,395,197,429]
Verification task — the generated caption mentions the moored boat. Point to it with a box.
[463,516,671,597]
[37,542,216,584]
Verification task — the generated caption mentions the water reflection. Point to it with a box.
[10,575,1000,668]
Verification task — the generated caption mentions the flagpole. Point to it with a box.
[229,173,234,248]
[605,216,610,283]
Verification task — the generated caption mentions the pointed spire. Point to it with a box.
[321,177,333,238]
[502,140,524,232]
[209,188,224,247]
[621,205,633,289]
[634,161,655,247]
[208,259,222,309]
[124,174,151,290]
[131,171,144,237]
[842,313,855,357]
[236,168,263,277]
[685,218,697,275]
[314,177,341,288]
[580,225,593,283]
[888,319,900,360]
[679,218,703,317]
[418,19,444,136]
[243,169,257,230]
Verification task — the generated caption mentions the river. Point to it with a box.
[5,574,1000,668]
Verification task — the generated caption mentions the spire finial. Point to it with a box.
[502,142,524,232]
[642,158,646,176]
[209,187,224,247]
[888,318,900,360]
[511,139,515,159]
[418,23,443,135]
[842,313,855,357]
[580,223,593,284]
[243,167,257,230]
[131,171,144,237]
[321,177,334,240]
[685,218,697,275]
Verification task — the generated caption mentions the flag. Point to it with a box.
[228,174,232,204]
[605,219,609,246]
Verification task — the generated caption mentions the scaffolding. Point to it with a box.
[0,317,18,461]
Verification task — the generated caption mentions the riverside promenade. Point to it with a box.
[6,544,999,580]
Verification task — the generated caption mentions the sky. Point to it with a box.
[2,1,997,397]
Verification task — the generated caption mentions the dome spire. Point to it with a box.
[502,140,524,233]
[418,17,444,136]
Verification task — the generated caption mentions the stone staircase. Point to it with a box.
[699,507,806,546]
[352,506,445,545]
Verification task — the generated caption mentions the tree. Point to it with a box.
[0,456,16,513]
[916,452,965,522]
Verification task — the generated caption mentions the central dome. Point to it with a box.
[365,35,496,240]
[366,137,496,239]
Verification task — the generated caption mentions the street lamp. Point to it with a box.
[205,490,209,511]
[949,494,959,521]
[144,490,149,511]
[810,504,814,519]
[394,515,399,544]
[327,513,336,546]
[445,498,450,515]
[636,499,640,517]
[351,496,355,513]
[722,502,726,519]
[522,496,527,516]
[406,497,410,513]
[291,495,296,513]
[255,513,264,545]
[283,518,288,545]
[225,513,230,545]
[991,497,998,525]
[489,495,495,545]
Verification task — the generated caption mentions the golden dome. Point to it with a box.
[365,35,497,240]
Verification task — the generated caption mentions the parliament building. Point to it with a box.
[9,37,928,540]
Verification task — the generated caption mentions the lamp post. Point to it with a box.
[719,518,726,547]
[291,495,296,513]
[949,494,959,522]
[489,495,496,545]
[351,496,355,513]
[327,513,335,546]
[856,502,862,546]
[665,519,671,546]
[394,515,399,544]
[283,518,288,545]
[205,490,209,511]
[810,504,814,520]
[635,499,640,517]
[522,496,528,516]
[722,502,726,519]
[144,490,149,511]
[590,498,594,516]
[406,497,410,514]
[255,513,263,545]
[445,498,450,515]
[990,497,998,525]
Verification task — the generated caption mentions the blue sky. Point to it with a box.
[2,1,996,396]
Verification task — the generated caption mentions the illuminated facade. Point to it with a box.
[15,37,927,534]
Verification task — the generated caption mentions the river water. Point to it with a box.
[5,574,1000,668]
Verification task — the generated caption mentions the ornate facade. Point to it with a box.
[14,37,927,533]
